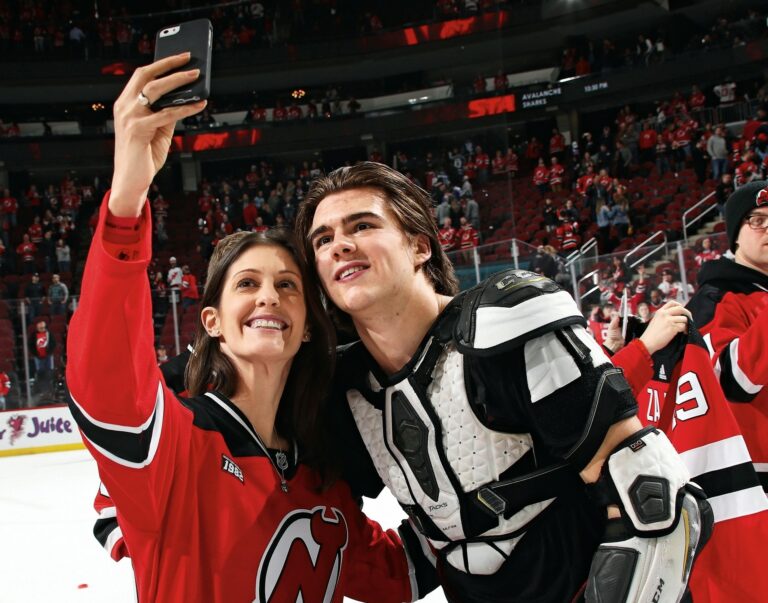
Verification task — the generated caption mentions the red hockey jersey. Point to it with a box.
[687,257,768,488]
[66,196,416,603]
[635,326,768,602]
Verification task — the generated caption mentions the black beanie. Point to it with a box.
[725,180,768,252]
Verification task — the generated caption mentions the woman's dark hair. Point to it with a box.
[295,161,459,332]
[185,229,337,486]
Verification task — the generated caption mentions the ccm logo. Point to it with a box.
[652,578,665,602]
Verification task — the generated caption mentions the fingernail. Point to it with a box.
[188,69,200,77]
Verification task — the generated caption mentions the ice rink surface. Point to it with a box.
[0,449,448,603]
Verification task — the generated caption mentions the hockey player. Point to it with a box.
[687,180,768,490]
[296,162,713,602]
[67,55,427,603]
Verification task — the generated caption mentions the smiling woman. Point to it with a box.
[186,229,332,459]
[63,54,429,603]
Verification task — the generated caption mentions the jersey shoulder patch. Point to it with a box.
[454,269,585,356]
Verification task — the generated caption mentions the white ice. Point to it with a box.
[0,449,448,603]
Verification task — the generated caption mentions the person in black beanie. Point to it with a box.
[687,179,768,491]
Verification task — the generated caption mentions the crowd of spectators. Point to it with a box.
[0,0,513,61]
[560,7,767,78]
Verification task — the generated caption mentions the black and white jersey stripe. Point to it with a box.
[68,381,165,469]
[714,339,763,403]
[679,435,768,522]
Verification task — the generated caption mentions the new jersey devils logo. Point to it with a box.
[255,506,349,603]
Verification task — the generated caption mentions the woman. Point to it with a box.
[66,53,416,603]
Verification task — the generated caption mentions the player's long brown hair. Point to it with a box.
[185,229,337,486]
[295,161,459,332]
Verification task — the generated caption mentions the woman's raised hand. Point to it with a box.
[109,53,207,217]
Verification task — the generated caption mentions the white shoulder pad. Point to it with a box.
[455,269,585,356]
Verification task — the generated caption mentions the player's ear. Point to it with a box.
[201,307,220,337]
[411,233,432,270]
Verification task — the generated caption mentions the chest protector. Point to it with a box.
[344,270,595,574]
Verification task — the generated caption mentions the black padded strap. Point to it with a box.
[563,367,633,470]
[471,462,584,520]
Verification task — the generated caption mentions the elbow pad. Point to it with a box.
[585,427,714,603]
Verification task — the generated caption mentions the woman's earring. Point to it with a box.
[302,330,311,342]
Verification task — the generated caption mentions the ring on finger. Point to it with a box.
[137,91,152,107]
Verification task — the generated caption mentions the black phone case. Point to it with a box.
[152,18,212,110]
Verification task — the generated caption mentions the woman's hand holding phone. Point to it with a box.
[109,53,206,218]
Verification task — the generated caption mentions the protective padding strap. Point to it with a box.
[603,427,691,535]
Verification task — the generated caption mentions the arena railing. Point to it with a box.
[0,232,730,410]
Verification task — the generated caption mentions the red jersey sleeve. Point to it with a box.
[344,505,417,602]
[610,339,653,399]
[703,295,768,403]
[66,191,183,531]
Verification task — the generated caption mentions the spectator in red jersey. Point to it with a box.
[473,74,486,94]
[464,154,477,182]
[548,156,565,193]
[0,370,9,410]
[438,216,457,252]
[180,265,200,310]
[137,33,152,57]
[30,319,55,381]
[532,157,549,196]
[505,148,518,177]
[16,233,37,274]
[575,55,591,76]
[458,216,479,263]
[474,145,490,185]
[525,137,543,167]
[273,100,287,121]
[638,120,657,165]
[576,164,597,214]
[555,211,580,255]
[689,85,706,113]
[668,91,687,116]
[655,125,672,176]
[245,103,267,122]
[491,149,506,178]
[595,167,612,201]
[1,187,18,229]
[253,216,269,233]
[198,187,214,215]
[658,269,693,302]
[26,184,42,208]
[736,152,760,187]
[670,121,690,172]
[694,237,722,267]
[549,128,566,161]
[493,70,507,91]
[153,194,169,221]
[28,215,43,244]
[241,197,258,228]
[288,101,302,120]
